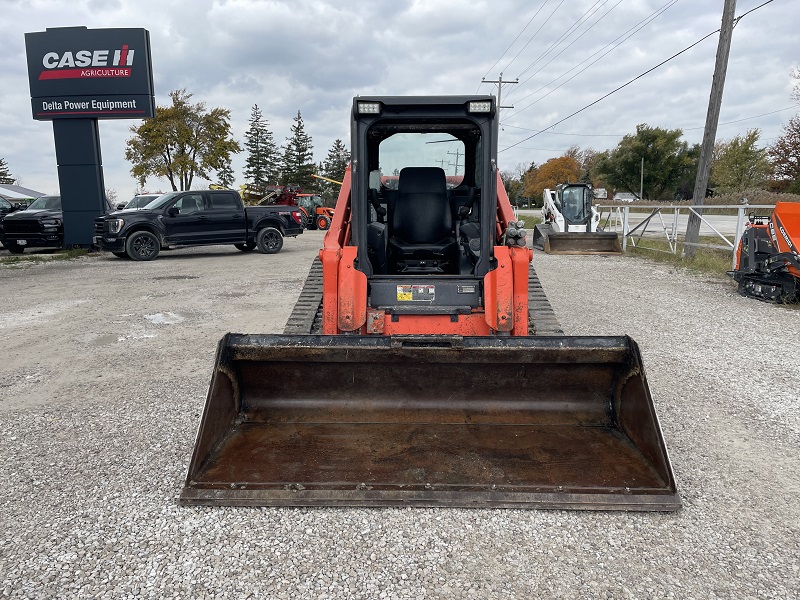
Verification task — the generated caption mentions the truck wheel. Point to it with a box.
[125,231,160,261]
[316,215,331,231]
[256,227,283,254]
[234,242,256,252]
[5,242,24,255]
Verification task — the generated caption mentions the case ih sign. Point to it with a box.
[25,27,155,120]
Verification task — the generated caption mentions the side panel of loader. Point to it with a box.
[181,334,680,511]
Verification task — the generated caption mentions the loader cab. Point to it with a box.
[557,183,593,227]
[350,96,498,281]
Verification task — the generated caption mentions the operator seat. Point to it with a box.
[388,167,457,273]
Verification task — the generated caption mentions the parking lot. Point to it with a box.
[1,231,798,599]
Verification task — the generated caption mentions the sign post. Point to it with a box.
[25,26,155,246]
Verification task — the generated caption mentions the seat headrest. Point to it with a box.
[398,167,447,194]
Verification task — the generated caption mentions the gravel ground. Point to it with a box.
[1,233,798,599]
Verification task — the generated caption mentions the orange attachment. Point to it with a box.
[772,202,800,278]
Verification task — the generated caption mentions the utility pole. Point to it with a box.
[435,158,448,169]
[447,149,463,176]
[640,157,644,200]
[482,72,519,114]
[684,0,737,258]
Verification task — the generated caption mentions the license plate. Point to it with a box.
[17,240,27,246]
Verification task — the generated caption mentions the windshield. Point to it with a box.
[379,133,465,188]
[297,196,320,211]
[142,192,181,210]
[26,195,61,211]
[560,186,591,223]
[127,195,159,209]
[0,198,11,209]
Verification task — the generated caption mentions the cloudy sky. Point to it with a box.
[0,0,796,200]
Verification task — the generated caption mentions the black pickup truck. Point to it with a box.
[2,195,63,254]
[94,189,304,260]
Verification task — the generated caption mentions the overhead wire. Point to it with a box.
[499,0,568,75]
[505,0,624,103]
[503,105,800,137]
[503,0,616,105]
[499,0,777,153]
[499,28,720,152]
[504,0,679,119]
[476,0,552,93]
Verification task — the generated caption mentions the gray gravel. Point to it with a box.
[1,235,798,599]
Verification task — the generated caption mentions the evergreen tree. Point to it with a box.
[216,160,235,188]
[243,104,278,190]
[0,158,14,185]
[320,139,350,203]
[281,111,315,189]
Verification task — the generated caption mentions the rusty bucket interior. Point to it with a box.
[180,334,679,511]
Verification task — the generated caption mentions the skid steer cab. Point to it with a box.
[533,183,622,255]
[320,96,530,336]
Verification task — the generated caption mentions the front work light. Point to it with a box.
[468,101,492,113]
[357,102,381,114]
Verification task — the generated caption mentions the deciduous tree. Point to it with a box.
[769,114,800,193]
[125,89,241,191]
[710,129,770,193]
[523,156,581,201]
[501,162,531,207]
[593,124,698,201]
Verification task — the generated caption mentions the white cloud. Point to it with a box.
[0,0,796,198]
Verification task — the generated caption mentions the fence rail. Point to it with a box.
[595,204,773,269]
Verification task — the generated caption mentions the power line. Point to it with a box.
[682,104,799,131]
[504,0,617,104]
[476,0,551,92]
[500,0,777,152]
[500,0,567,74]
[505,0,679,119]
[500,26,720,152]
[503,104,800,138]
[505,0,623,104]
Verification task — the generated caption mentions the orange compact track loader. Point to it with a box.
[729,201,800,302]
[181,96,679,511]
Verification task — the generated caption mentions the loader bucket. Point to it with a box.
[181,334,680,511]
[533,224,622,255]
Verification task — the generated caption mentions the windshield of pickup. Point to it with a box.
[26,196,61,210]
[142,192,181,210]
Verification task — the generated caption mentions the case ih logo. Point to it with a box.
[38,45,134,80]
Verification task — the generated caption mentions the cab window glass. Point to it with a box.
[211,193,238,210]
[175,194,205,214]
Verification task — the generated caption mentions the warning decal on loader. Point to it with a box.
[397,285,435,302]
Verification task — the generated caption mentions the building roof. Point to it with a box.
[0,183,47,201]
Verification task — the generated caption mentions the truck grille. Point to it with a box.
[94,221,104,236]
[3,220,42,234]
